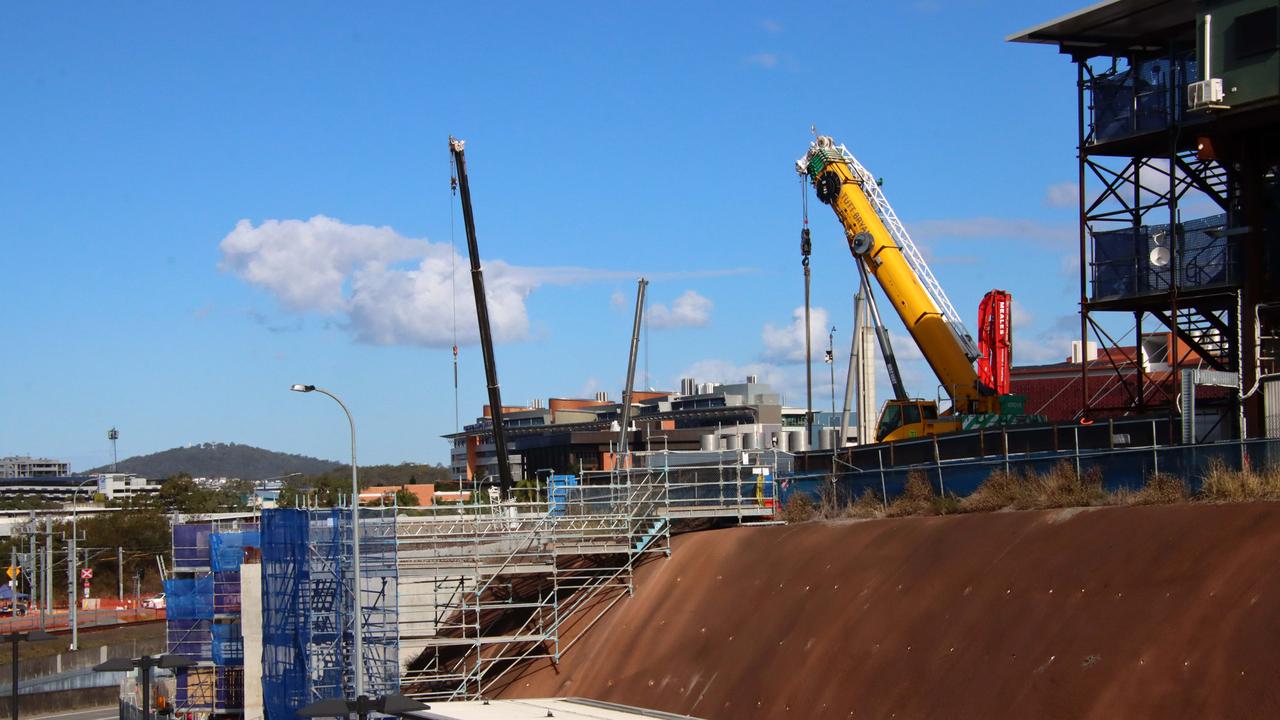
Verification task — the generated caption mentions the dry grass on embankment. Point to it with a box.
[783,457,1280,523]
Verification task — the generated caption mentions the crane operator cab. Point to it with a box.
[875,399,960,443]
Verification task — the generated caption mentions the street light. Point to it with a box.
[6,629,55,720]
[297,693,429,720]
[69,477,97,651]
[94,654,195,720]
[290,383,364,698]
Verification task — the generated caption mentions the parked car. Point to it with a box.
[142,593,166,609]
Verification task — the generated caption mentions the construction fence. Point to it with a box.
[782,437,1280,508]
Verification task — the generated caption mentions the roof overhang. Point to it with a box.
[1008,0,1197,57]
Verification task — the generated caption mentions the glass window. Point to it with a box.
[876,403,902,441]
[902,403,922,425]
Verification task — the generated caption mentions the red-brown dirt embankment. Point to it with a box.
[500,502,1280,719]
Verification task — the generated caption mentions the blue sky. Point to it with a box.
[1,1,1092,469]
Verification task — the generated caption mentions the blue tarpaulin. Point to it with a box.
[210,530,261,572]
[164,575,214,620]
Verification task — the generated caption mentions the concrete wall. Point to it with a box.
[241,563,264,720]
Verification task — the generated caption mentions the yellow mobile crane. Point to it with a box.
[799,135,1037,442]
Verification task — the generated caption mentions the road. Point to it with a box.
[29,706,117,720]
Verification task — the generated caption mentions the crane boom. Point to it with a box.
[799,136,998,417]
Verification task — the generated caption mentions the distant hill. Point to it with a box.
[87,442,342,480]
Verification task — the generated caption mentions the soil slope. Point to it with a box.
[499,503,1280,719]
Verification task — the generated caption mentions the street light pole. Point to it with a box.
[95,654,194,720]
[291,384,364,698]
[6,629,55,720]
[68,478,96,651]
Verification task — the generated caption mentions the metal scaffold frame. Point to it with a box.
[260,508,399,720]
[168,518,260,718]
[398,454,778,702]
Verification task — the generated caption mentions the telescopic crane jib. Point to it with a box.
[449,136,515,499]
[798,135,1038,442]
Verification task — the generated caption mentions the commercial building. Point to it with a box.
[444,378,831,484]
[95,472,163,501]
[0,456,70,477]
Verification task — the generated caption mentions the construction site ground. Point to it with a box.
[498,502,1280,719]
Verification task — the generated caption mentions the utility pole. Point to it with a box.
[117,547,124,602]
[67,530,77,650]
[827,326,837,416]
[27,525,37,626]
[43,519,52,625]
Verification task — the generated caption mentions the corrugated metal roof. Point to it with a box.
[1008,0,1196,51]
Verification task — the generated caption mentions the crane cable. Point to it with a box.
[450,153,460,434]
[800,174,814,437]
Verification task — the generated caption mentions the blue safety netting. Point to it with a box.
[213,571,243,614]
[261,509,311,720]
[211,622,244,666]
[164,575,214,620]
[210,530,261,572]
[173,524,213,570]
[167,618,212,659]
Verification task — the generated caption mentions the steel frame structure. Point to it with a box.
[1073,48,1242,428]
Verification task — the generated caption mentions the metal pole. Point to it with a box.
[10,635,18,720]
[1074,426,1082,481]
[618,278,649,458]
[117,548,123,603]
[67,526,76,650]
[840,290,863,448]
[43,520,51,628]
[311,387,364,698]
[877,449,888,512]
[829,326,837,417]
[140,661,150,720]
[27,528,37,628]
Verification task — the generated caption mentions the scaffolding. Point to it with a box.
[168,519,260,718]
[260,508,398,720]
[399,455,776,701]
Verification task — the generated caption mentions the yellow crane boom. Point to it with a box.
[799,136,1001,440]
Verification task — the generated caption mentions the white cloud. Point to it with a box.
[745,52,779,69]
[1044,181,1078,208]
[909,217,1075,249]
[221,216,536,347]
[757,19,783,33]
[647,290,712,329]
[221,217,754,347]
[761,306,832,363]
[219,216,423,313]
[1011,299,1034,329]
[609,290,628,310]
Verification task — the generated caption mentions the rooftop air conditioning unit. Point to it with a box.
[1071,340,1098,364]
[1187,14,1228,111]
[1187,78,1226,110]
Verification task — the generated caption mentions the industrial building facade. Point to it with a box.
[444,378,817,485]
